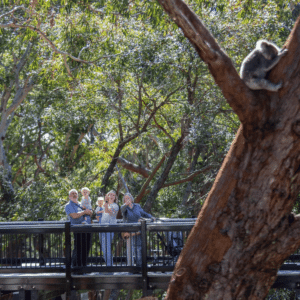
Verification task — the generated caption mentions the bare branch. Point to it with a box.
[117,156,150,178]
[78,43,90,60]
[63,55,73,78]
[138,85,183,134]
[0,5,25,20]
[162,165,213,188]
[134,153,167,203]
[153,116,174,145]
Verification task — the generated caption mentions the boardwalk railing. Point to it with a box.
[1,218,300,298]
[0,219,195,296]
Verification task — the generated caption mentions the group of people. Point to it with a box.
[64,187,155,272]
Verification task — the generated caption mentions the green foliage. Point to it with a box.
[0,0,296,223]
[266,288,295,300]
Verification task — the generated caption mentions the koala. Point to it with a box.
[240,40,288,91]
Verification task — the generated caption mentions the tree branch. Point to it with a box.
[156,0,256,125]
[153,116,174,145]
[162,165,213,188]
[0,6,24,20]
[134,153,168,203]
[117,157,150,178]
[0,23,95,64]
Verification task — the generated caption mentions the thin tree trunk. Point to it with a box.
[135,153,167,204]
[100,142,126,195]
[181,143,202,205]
[143,135,186,212]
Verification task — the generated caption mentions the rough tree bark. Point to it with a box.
[155,1,300,299]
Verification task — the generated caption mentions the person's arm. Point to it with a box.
[104,203,115,215]
[80,198,86,209]
[69,210,89,219]
[139,206,154,219]
[104,202,109,213]
[65,203,91,219]
[109,204,119,217]
[120,204,127,215]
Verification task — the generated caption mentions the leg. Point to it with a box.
[126,237,133,266]
[81,232,91,267]
[246,78,282,91]
[73,233,83,267]
[108,232,114,266]
[71,233,79,267]
[265,49,288,71]
[101,232,114,266]
[133,235,142,267]
[101,233,107,265]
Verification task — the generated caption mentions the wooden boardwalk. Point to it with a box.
[0,219,300,299]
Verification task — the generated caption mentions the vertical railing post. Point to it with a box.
[38,218,44,266]
[141,219,148,297]
[65,221,72,297]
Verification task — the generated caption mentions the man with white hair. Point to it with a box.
[65,189,92,272]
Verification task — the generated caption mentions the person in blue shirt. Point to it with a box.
[121,193,155,268]
[65,189,92,269]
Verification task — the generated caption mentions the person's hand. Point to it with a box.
[85,209,92,215]
[82,206,86,209]
[123,232,130,239]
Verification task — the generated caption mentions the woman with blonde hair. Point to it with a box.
[101,190,119,266]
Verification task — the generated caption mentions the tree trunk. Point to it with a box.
[100,142,126,195]
[143,134,186,212]
[181,143,202,205]
[155,1,300,299]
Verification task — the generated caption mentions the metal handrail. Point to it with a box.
[0,219,300,296]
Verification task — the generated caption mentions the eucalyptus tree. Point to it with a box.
[2,2,299,299]
[153,0,300,299]
[89,0,300,298]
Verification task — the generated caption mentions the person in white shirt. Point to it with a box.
[101,190,119,266]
